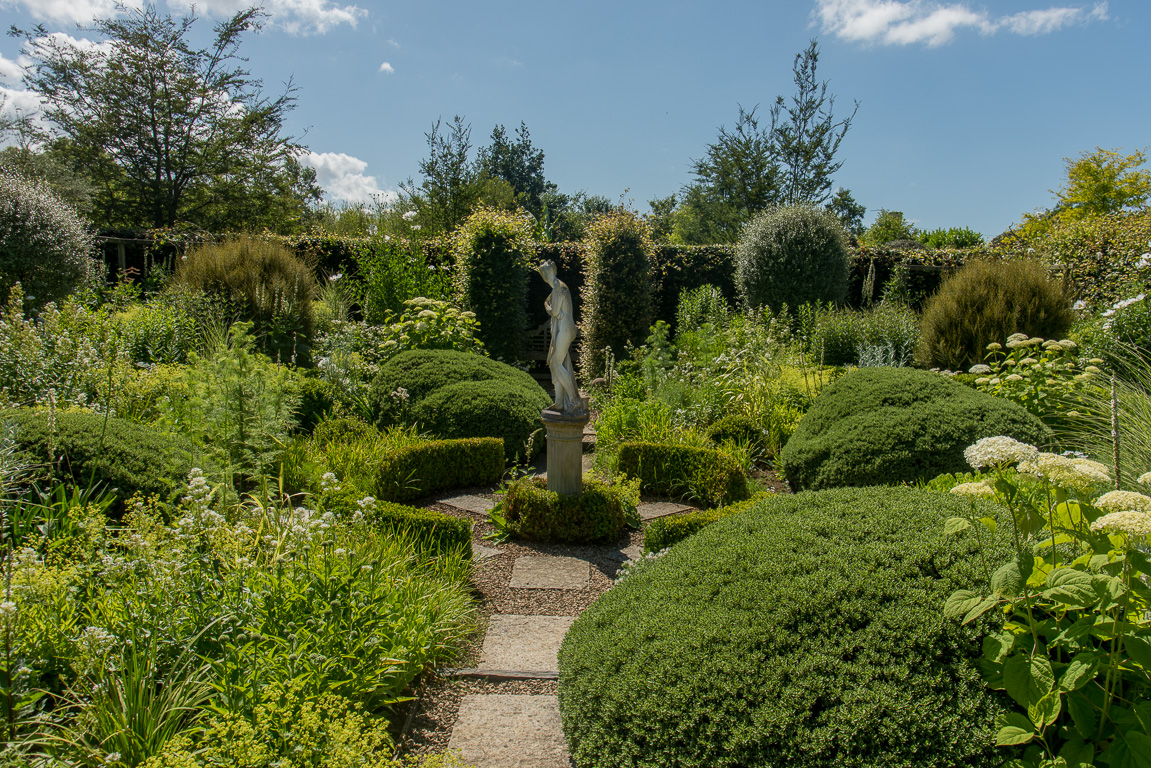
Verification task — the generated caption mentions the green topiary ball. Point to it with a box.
[0,168,97,312]
[780,367,1051,492]
[411,379,549,462]
[3,407,194,513]
[916,258,1074,371]
[734,204,850,311]
[558,486,1012,768]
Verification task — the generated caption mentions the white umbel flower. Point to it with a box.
[964,437,1038,470]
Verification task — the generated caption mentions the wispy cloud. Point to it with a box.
[1,0,140,26]
[300,150,396,205]
[813,0,1108,46]
[378,61,394,74]
[0,54,24,86]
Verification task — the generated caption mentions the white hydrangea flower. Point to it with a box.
[1005,374,1024,382]
[1090,510,1151,537]
[968,364,992,375]
[1095,490,1151,514]
[949,480,996,499]
[964,436,1038,470]
[1018,452,1111,488]
[1138,471,1151,485]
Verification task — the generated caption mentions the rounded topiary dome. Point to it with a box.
[780,367,1051,492]
[735,204,850,311]
[558,486,1012,768]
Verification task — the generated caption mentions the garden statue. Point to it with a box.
[537,259,583,415]
[536,260,588,495]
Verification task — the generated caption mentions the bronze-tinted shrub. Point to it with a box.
[916,258,1074,370]
[579,211,655,378]
[171,234,317,363]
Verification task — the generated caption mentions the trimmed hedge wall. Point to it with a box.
[616,441,750,508]
[375,437,504,503]
[780,367,1051,492]
[324,492,472,560]
[558,486,1012,768]
[501,475,639,543]
[642,492,771,553]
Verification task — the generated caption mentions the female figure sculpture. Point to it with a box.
[537,260,581,413]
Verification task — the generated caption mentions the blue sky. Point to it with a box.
[0,0,1145,238]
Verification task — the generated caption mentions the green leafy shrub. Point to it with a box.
[579,211,656,378]
[297,373,336,433]
[642,491,770,553]
[170,234,317,363]
[919,226,984,249]
[916,258,1074,371]
[374,438,505,503]
[780,367,1051,491]
[705,414,768,455]
[859,209,920,247]
[323,495,473,559]
[355,235,451,323]
[114,295,202,365]
[1077,291,1151,378]
[812,301,920,367]
[616,441,750,508]
[558,486,1012,768]
[412,380,548,463]
[0,167,96,311]
[734,204,850,312]
[500,475,640,543]
[452,207,532,361]
[3,407,193,510]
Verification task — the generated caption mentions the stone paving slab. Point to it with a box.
[509,555,589,590]
[637,501,695,521]
[479,614,574,673]
[448,694,570,768]
[472,542,503,560]
[604,544,643,563]
[438,494,496,514]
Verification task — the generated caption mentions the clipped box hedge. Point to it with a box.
[616,441,750,508]
[324,492,472,560]
[558,486,1012,768]
[375,437,504,503]
[502,475,639,543]
[642,492,771,553]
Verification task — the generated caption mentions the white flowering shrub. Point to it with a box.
[944,438,1151,767]
[0,167,96,311]
[1080,290,1151,377]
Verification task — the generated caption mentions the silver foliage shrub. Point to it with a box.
[0,167,96,310]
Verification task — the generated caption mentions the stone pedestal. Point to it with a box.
[541,408,589,496]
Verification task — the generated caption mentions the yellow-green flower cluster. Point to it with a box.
[1094,489,1151,514]
[949,480,997,499]
[1017,452,1111,489]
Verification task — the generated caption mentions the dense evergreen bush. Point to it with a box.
[368,349,539,424]
[501,475,639,543]
[735,204,850,312]
[412,380,548,463]
[705,413,768,455]
[579,211,656,378]
[780,367,1050,491]
[453,208,532,361]
[3,407,193,511]
[616,441,750,508]
[170,234,317,363]
[558,486,1012,768]
[916,258,1074,370]
[0,167,96,311]
[374,437,505,502]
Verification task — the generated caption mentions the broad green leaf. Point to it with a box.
[944,589,982,620]
[944,517,971,535]
[993,561,1024,598]
[1124,635,1151,670]
[996,711,1037,746]
[1108,731,1151,768]
[964,596,1001,625]
[1004,655,1056,708]
[1029,689,1063,728]
[1067,694,1096,740]
[1057,736,1094,768]
[1059,653,1101,692]
[1018,551,1036,581]
[983,631,1015,663]
[1052,616,1096,647]
[1044,568,1096,608]
[1038,759,1070,768]
[979,516,998,532]
[1052,500,1083,529]
[1128,548,1151,574]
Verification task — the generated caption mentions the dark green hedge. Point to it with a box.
[642,492,770,553]
[780,367,1051,492]
[324,492,472,559]
[558,486,1012,768]
[705,413,769,455]
[374,437,505,502]
[3,408,194,512]
[412,380,548,463]
[502,475,638,543]
[616,441,750,508]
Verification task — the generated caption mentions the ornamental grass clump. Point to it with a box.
[943,438,1151,768]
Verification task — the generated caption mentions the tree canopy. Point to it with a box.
[14,3,316,232]
[1055,147,1151,218]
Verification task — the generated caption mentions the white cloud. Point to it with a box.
[0,85,47,147]
[379,61,394,74]
[0,54,23,86]
[167,0,367,35]
[1,0,140,25]
[813,0,1108,46]
[300,150,397,205]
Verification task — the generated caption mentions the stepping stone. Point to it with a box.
[604,544,643,563]
[472,542,503,560]
[438,494,496,514]
[637,501,694,521]
[448,694,569,768]
[478,614,574,674]
[510,555,589,590]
